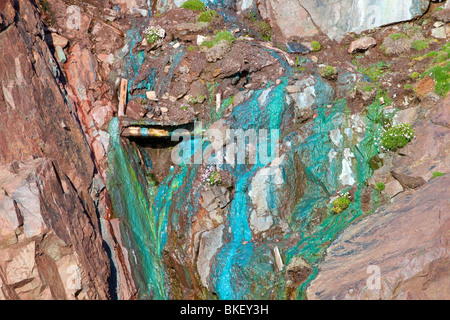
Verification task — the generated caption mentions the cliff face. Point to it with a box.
[0,0,112,299]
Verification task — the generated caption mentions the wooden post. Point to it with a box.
[274,246,284,272]
[118,78,128,116]
[215,93,221,112]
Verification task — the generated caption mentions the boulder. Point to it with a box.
[298,0,429,41]
[257,0,319,40]
[286,42,311,54]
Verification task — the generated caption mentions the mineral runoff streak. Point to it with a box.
[180,304,269,317]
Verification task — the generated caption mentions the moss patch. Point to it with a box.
[181,0,205,11]
[198,10,218,22]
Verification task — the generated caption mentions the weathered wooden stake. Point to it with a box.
[118,78,128,116]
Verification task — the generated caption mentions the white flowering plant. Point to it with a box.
[144,25,165,44]
[379,123,414,151]
[201,166,222,186]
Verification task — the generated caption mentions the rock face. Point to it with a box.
[307,175,450,300]
[305,0,430,41]
[0,0,113,299]
[0,159,111,300]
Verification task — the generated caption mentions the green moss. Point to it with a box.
[432,171,445,178]
[215,30,234,43]
[198,10,218,22]
[404,84,412,90]
[421,61,450,97]
[411,71,420,79]
[357,61,389,82]
[201,40,215,48]
[189,95,206,104]
[320,65,336,79]
[411,39,430,51]
[187,45,197,52]
[435,6,443,12]
[311,41,321,52]
[375,182,385,192]
[424,51,439,58]
[180,0,205,11]
[330,193,351,214]
[381,123,414,151]
[363,85,375,92]
[201,30,235,48]
[389,33,409,41]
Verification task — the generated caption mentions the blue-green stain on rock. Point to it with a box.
[107,118,191,299]
[213,81,289,299]
[279,97,384,299]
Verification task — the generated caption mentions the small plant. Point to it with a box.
[200,30,234,48]
[380,123,414,151]
[432,171,445,178]
[404,84,412,90]
[311,41,321,52]
[202,167,222,186]
[389,33,409,41]
[411,72,420,79]
[435,6,443,12]
[189,95,206,104]
[245,11,258,22]
[180,0,205,11]
[320,65,337,80]
[187,45,197,52]
[411,39,429,51]
[357,61,389,82]
[144,25,165,44]
[198,10,218,22]
[256,20,272,42]
[421,61,450,97]
[375,182,386,192]
[215,30,234,43]
[331,192,351,214]
[364,84,375,92]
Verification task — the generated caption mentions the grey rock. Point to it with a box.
[286,42,310,54]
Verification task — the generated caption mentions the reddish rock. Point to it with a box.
[416,76,436,98]
[391,171,426,189]
[89,101,114,129]
[65,44,98,103]
[0,0,94,192]
[126,100,147,119]
[307,176,450,300]
[0,159,111,299]
[392,117,450,182]
[50,33,69,48]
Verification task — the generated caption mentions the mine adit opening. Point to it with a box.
[119,117,196,181]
